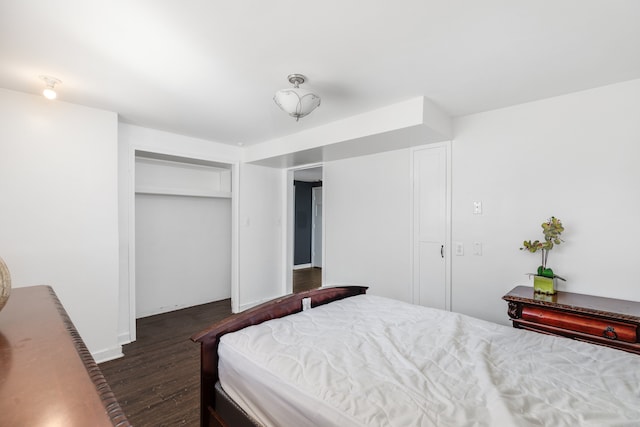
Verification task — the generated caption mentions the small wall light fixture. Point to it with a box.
[39,75,62,100]
[273,74,321,121]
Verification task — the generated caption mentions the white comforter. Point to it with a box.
[219,294,640,426]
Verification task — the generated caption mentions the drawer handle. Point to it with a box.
[603,326,617,340]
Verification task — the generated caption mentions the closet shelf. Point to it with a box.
[135,186,231,199]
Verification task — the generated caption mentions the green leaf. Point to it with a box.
[541,268,554,278]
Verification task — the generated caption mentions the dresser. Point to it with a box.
[503,285,640,355]
[0,286,130,426]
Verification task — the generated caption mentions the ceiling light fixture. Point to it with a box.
[39,75,62,100]
[273,74,321,121]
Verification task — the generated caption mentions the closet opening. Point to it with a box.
[129,150,237,341]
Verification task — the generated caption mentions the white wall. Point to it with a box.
[324,148,413,302]
[0,88,120,361]
[320,79,640,327]
[238,163,285,309]
[135,195,231,317]
[134,156,232,317]
[452,78,640,325]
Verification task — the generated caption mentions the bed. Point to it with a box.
[191,286,640,427]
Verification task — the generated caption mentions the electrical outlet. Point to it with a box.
[455,242,464,256]
[473,201,482,214]
[302,297,311,311]
[473,242,482,256]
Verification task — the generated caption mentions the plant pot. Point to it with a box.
[533,275,556,295]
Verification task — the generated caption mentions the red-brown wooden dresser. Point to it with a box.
[503,285,640,355]
[0,285,130,426]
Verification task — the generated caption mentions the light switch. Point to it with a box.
[473,201,482,214]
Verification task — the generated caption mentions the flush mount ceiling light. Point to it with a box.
[39,75,62,100]
[273,74,321,121]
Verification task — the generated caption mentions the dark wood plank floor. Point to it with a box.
[100,272,320,426]
[100,299,232,427]
[293,267,322,293]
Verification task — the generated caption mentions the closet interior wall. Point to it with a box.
[134,155,232,318]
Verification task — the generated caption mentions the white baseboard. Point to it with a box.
[293,263,312,270]
[137,296,232,319]
[93,346,124,364]
[238,294,281,312]
[118,331,132,346]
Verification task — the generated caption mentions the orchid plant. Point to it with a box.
[521,216,565,280]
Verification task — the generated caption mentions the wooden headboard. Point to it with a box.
[190,286,368,427]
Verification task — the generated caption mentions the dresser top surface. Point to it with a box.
[503,285,640,321]
[0,286,117,426]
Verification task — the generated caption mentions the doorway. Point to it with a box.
[291,166,323,293]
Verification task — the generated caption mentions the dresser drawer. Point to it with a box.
[521,306,638,343]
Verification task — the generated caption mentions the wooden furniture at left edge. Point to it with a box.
[0,286,131,426]
[191,285,369,427]
[503,285,640,355]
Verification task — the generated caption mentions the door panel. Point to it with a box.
[312,187,323,268]
[413,145,449,310]
[416,149,446,242]
[418,242,446,308]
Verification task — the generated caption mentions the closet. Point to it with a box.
[134,152,231,317]
[412,143,451,311]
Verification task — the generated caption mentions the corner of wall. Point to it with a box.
[93,345,124,364]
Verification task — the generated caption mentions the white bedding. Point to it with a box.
[218,294,640,427]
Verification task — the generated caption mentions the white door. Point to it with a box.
[311,187,323,268]
[413,144,450,310]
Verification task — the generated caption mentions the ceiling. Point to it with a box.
[2,1,640,147]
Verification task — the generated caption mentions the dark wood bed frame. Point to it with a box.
[190,286,368,427]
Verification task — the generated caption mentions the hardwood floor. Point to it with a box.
[100,273,320,426]
[100,299,232,427]
[293,267,322,293]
